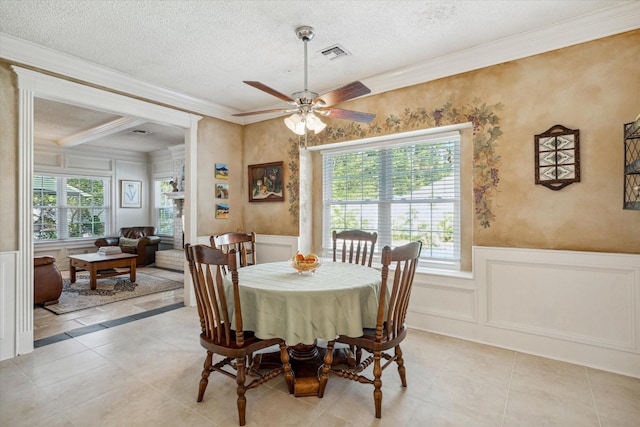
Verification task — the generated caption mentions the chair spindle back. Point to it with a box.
[332,229,378,267]
[376,241,422,342]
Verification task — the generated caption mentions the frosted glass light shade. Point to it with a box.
[284,113,306,135]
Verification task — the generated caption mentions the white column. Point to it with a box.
[16,79,35,355]
[183,114,201,307]
[298,148,313,254]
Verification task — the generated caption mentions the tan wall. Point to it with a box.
[2,31,638,256]
[196,116,244,236]
[242,118,301,236]
[0,62,18,252]
[243,30,640,255]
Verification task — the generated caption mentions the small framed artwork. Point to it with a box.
[215,163,228,179]
[120,180,141,208]
[216,203,229,219]
[216,183,229,199]
[248,161,284,202]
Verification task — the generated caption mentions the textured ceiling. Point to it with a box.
[0,0,636,152]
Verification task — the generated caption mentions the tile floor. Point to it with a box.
[2,268,639,426]
[33,267,185,341]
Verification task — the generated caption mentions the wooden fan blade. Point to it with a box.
[243,81,294,102]
[232,108,293,117]
[319,107,376,124]
[315,81,371,107]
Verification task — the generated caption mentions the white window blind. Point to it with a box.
[155,178,175,236]
[322,131,461,269]
[33,175,110,241]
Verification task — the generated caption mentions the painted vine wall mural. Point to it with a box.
[287,99,503,228]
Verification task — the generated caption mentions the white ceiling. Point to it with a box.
[1,0,637,152]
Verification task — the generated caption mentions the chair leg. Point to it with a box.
[280,342,294,394]
[373,351,383,418]
[197,351,213,402]
[318,340,335,397]
[236,356,247,426]
[395,345,407,387]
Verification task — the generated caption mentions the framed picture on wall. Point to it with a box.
[121,180,141,208]
[248,161,284,202]
[215,163,228,179]
[216,203,229,219]
[216,183,229,199]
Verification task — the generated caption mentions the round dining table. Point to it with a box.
[226,260,382,345]
[223,260,382,396]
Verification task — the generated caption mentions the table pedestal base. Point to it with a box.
[253,341,354,397]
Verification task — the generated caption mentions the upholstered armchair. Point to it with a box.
[34,256,63,306]
[94,226,161,266]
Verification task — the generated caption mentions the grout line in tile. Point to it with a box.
[585,367,603,427]
[33,303,185,348]
[499,350,517,427]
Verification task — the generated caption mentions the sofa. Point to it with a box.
[94,226,161,266]
[34,256,63,306]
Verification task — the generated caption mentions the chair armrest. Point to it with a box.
[34,256,56,267]
[136,235,160,250]
[145,236,161,245]
[95,237,120,247]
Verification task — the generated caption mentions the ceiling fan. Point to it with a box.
[232,26,376,137]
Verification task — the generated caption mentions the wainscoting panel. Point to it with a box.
[0,251,17,361]
[255,234,299,263]
[34,151,62,168]
[486,259,636,351]
[66,154,113,171]
[411,276,477,323]
[407,246,640,378]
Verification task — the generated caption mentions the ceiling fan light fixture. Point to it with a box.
[234,25,375,136]
[284,113,306,135]
[305,112,326,134]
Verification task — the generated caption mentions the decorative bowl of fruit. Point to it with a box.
[290,252,322,274]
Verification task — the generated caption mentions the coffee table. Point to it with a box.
[69,253,137,290]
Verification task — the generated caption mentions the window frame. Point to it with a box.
[32,174,111,242]
[315,124,470,271]
[154,177,175,237]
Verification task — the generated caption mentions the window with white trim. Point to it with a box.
[155,178,175,236]
[322,131,461,269]
[33,175,110,241]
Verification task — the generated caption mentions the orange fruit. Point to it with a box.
[295,253,305,262]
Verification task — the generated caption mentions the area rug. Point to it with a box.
[44,272,183,315]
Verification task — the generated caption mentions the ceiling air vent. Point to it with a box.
[130,129,152,135]
[319,44,350,60]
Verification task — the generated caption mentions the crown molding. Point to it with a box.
[361,2,640,96]
[0,34,240,123]
[1,2,638,125]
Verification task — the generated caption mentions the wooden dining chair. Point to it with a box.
[210,231,257,268]
[184,243,291,426]
[319,241,422,418]
[332,229,378,267]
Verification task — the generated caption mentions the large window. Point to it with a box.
[322,132,460,269]
[155,178,175,236]
[33,175,109,241]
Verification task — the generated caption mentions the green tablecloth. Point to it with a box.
[225,261,382,345]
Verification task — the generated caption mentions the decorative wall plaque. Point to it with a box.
[534,124,580,190]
